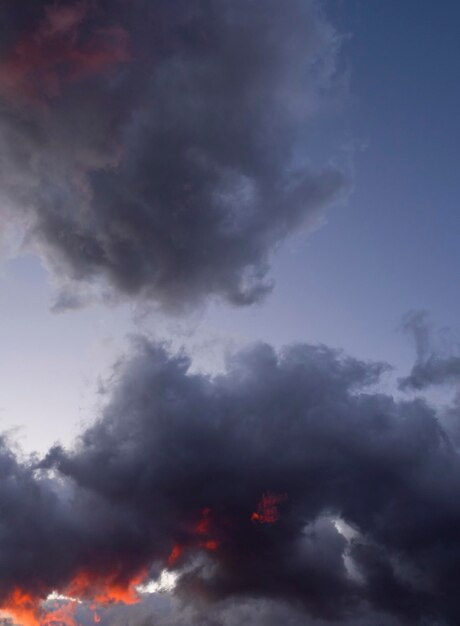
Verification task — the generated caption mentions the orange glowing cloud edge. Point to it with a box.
[1,568,147,626]
[2,496,284,626]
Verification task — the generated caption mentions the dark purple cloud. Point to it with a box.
[0,338,458,624]
[0,0,347,312]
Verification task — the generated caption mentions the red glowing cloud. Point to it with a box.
[167,544,183,567]
[194,507,212,536]
[166,507,221,570]
[0,567,147,626]
[251,492,287,524]
[0,1,130,103]
[0,496,288,626]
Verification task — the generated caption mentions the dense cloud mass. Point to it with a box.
[0,0,346,311]
[0,339,459,624]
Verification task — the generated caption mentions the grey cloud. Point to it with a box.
[30,338,460,625]
[0,0,348,312]
[399,311,460,391]
[92,594,402,626]
[0,337,458,623]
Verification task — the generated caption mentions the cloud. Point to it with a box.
[0,338,454,624]
[88,593,402,626]
[399,311,460,390]
[0,0,347,312]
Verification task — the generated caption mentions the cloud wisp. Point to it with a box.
[0,0,347,312]
[399,311,460,391]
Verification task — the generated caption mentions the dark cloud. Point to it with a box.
[0,0,347,312]
[91,593,402,626]
[0,432,159,614]
[0,338,449,624]
[399,311,460,391]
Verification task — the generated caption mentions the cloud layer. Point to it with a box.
[0,0,347,311]
[0,339,458,624]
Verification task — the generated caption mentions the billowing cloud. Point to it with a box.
[0,0,347,312]
[0,339,459,624]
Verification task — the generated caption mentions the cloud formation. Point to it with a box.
[2,4,456,626]
[0,339,459,624]
[399,311,460,391]
[0,0,347,311]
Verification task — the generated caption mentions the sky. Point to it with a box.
[0,2,459,625]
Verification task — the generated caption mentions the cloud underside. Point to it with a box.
[0,0,347,312]
[0,338,457,625]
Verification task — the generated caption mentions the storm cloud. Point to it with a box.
[0,339,457,624]
[0,0,347,311]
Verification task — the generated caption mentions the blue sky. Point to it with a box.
[191,1,460,368]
